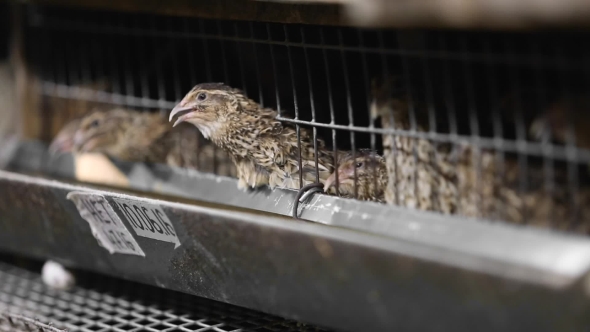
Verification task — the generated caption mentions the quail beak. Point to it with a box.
[169,103,196,127]
[48,137,73,156]
[323,169,346,192]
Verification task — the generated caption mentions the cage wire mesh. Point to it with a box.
[16,5,590,233]
[0,257,332,332]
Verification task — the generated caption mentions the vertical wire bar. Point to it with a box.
[66,29,80,88]
[134,16,150,112]
[200,20,217,173]
[462,36,482,217]
[421,36,440,212]
[151,16,167,115]
[80,48,93,92]
[119,15,135,109]
[506,39,529,224]
[58,23,73,124]
[484,40,505,221]
[531,38,555,226]
[199,21,213,86]
[37,11,55,142]
[233,22,248,94]
[399,35,420,209]
[167,17,184,168]
[284,26,303,189]
[65,21,80,124]
[302,27,320,184]
[216,21,230,84]
[217,20,232,177]
[183,18,201,170]
[555,46,580,229]
[168,19,181,104]
[88,31,105,112]
[75,23,95,117]
[217,21,236,173]
[32,10,48,134]
[439,35,461,214]
[379,31,398,205]
[79,24,94,104]
[184,19,198,85]
[53,25,68,141]
[249,23,264,106]
[56,42,67,86]
[580,42,590,230]
[267,23,281,114]
[359,30,378,197]
[103,14,122,104]
[92,26,105,88]
[320,28,339,195]
[115,14,129,102]
[338,30,357,199]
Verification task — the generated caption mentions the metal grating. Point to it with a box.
[13,4,590,232]
[0,259,333,332]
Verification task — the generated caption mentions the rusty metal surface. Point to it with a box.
[0,170,590,331]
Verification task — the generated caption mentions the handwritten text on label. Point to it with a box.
[111,197,181,249]
[66,192,145,256]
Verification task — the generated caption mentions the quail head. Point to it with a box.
[49,117,82,156]
[323,149,387,203]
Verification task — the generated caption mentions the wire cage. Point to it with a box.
[4,2,590,331]
[11,4,590,233]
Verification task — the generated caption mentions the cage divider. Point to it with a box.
[338,30,358,199]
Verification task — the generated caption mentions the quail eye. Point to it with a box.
[197,92,207,101]
[355,162,363,168]
[90,119,100,128]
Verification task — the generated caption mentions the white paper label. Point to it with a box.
[67,191,145,256]
[111,197,181,249]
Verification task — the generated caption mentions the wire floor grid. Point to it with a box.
[0,260,332,332]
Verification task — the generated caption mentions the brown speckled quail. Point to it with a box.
[323,149,387,203]
[70,107,236,176]
[169,83,335,190]
[370,78,590,231]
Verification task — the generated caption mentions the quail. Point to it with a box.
[71,107,236,176]
[323,149,387,203]
[169,83,335,190]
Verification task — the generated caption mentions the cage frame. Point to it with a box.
[1,169,590,332]
[3,1,590,331]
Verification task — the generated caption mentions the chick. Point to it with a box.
[323,149,387,203]
[72,107,236,176]
[169,83,334,190]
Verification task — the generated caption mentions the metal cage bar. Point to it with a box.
[7,4,590,234]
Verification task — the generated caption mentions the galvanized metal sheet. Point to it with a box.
[1,170,590,331]
[7,141,590,288]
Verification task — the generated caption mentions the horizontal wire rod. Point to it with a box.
[40,81,590,164]
[40,81,177,109]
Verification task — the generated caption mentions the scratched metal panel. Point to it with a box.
[1,170,590,331]
[7,140,590,288]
